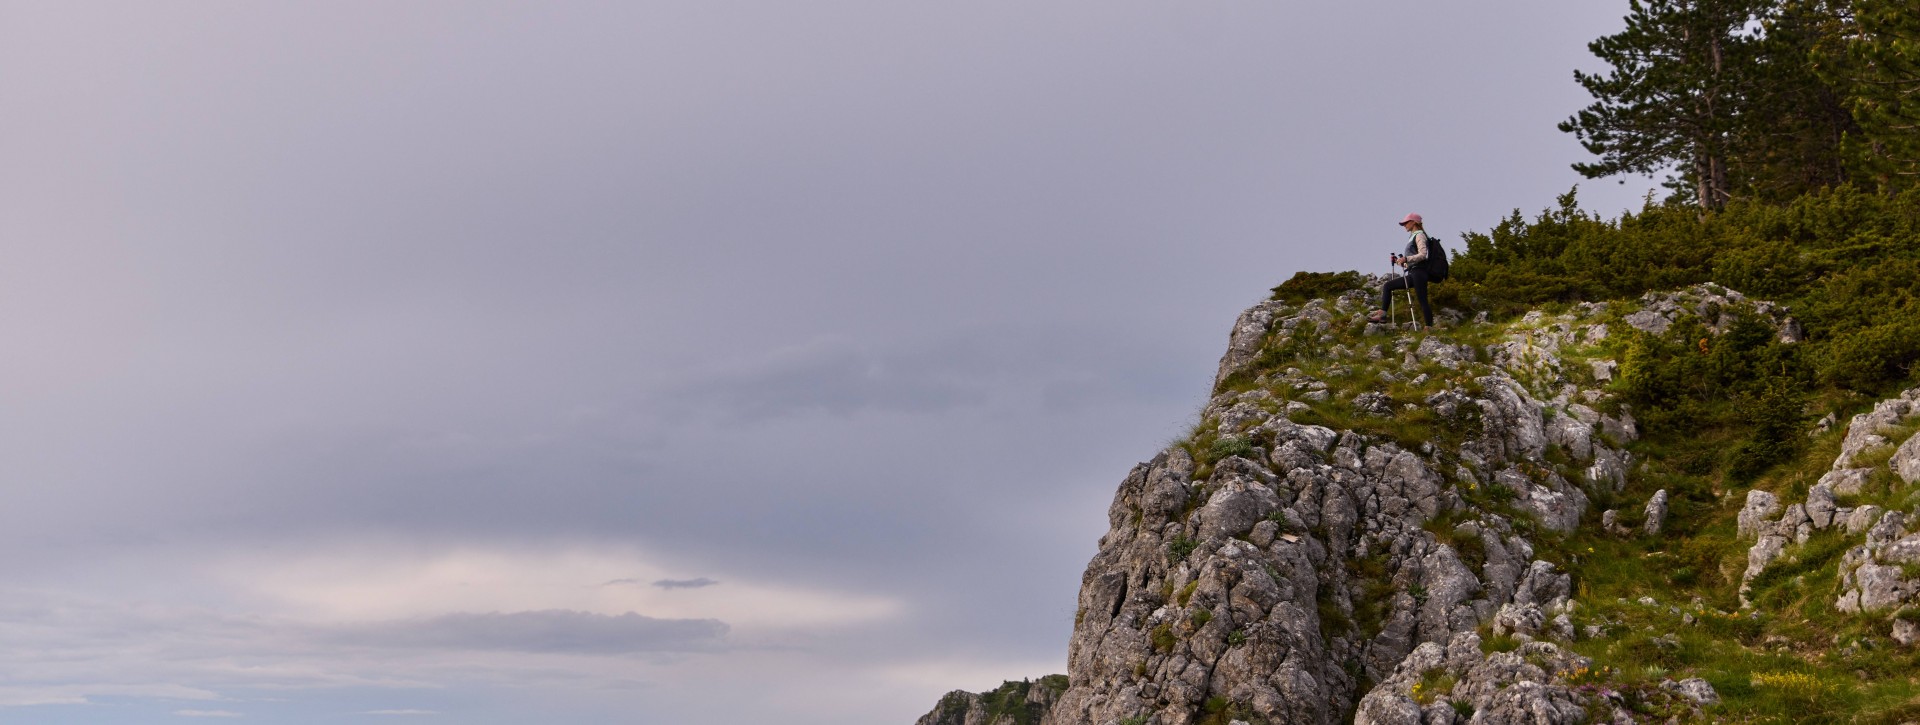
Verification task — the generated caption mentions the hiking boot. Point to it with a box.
[1366,310,1388,323]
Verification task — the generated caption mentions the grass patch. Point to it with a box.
[1483,630,1523,653]
[1176,581,1198,607]
[1350,552,1397,639]
[1195,696,1261,725]
[1150,623,1177,653]
[1270,270,1366,305]
[1424,512,1490,572]
[1411,669,1456,705]
[1746,530,1853,610]
[1318,586,1352,640]
[1209,436,1258,461]
[1168,535,1199,563]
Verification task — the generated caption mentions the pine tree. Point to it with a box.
[1732,0,1858,201]
[1833,0,1920,192]
[1559,0,1775,211]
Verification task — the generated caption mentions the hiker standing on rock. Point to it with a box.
[1367,213,1434,328]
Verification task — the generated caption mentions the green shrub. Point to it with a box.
[1151,624,1177,653]
[1270,270,1365,304]
[1168,536,1199,563]
[1713,236,1813,299]
[1820,319,1920,393]
[1411,669,1457,705]
[1729,377,1810,481]
[1484,632,1523,652]
[1176,581,1198,607]
[1209,436,1257,461]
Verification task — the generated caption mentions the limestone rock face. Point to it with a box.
[1354,635,1601,725]
[1043,293,1660,725]
[1739,384,1920,607]
[1833,389,1920,469]
[917,678,1068,725]
[1029,285,1783,725]
[1622,283,1802,343]
[1838,512,1920,614]
[1894,430,1920,485]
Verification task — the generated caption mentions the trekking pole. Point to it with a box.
[1394,254,1419,330]
[1403,275,1419,331]
[1387,256,1401,326]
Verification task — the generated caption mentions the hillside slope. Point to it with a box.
[919,279,1920,724]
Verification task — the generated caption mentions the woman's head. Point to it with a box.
[1398,213,1424,231]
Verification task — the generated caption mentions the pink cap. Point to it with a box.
[1399,213,1423,225]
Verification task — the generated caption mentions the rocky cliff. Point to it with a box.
[918,281,1920,724]
[917,677,1069,725]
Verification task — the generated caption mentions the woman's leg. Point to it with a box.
[1379,274,1409,316]
[1410,268,1432,326]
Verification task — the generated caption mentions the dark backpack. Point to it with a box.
[1404,233,1450,282]
[1427,236,1450,282]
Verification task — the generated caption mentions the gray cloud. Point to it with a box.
[0,2,1668,723]
[652,578,720,590]
[667,337,992,422]
[335,611,728,654]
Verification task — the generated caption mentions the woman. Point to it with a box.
[1367,213,1434,327]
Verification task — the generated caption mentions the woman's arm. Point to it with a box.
[1404,231,1430,264]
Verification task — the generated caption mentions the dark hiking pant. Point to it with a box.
[1380,267,1432,327]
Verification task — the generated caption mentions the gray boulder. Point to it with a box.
[1492,602,1546,638]
[1836,391,1920,469]
[1194,465,1283,541]
[1355,635,1602,725]
[1847,505,1886,535]
[1895,618,1919,646]
[1643,489,1669,536]
[1661,678,1720,706]
[1353,391,1396,417]
[1819,467,1873,497]
[1806,483,1837,529]
[1213,300,1290,390]
[1585,447,1630,493]
[1895,430,1920,484]
[1737,490,1780,540]
[1513,560,1572,608]
[1623,309,1671,335]
[1544,411,1595,461]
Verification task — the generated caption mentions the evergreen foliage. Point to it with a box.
[1737,0,1859,201]
[1439,184,1920,395]
[1562,0,1918,206]
[1560,0,1773,210]
[1270,270,1366,304]
[1824,0,1920,192]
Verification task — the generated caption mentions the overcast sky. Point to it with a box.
[0,3,1661,723]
